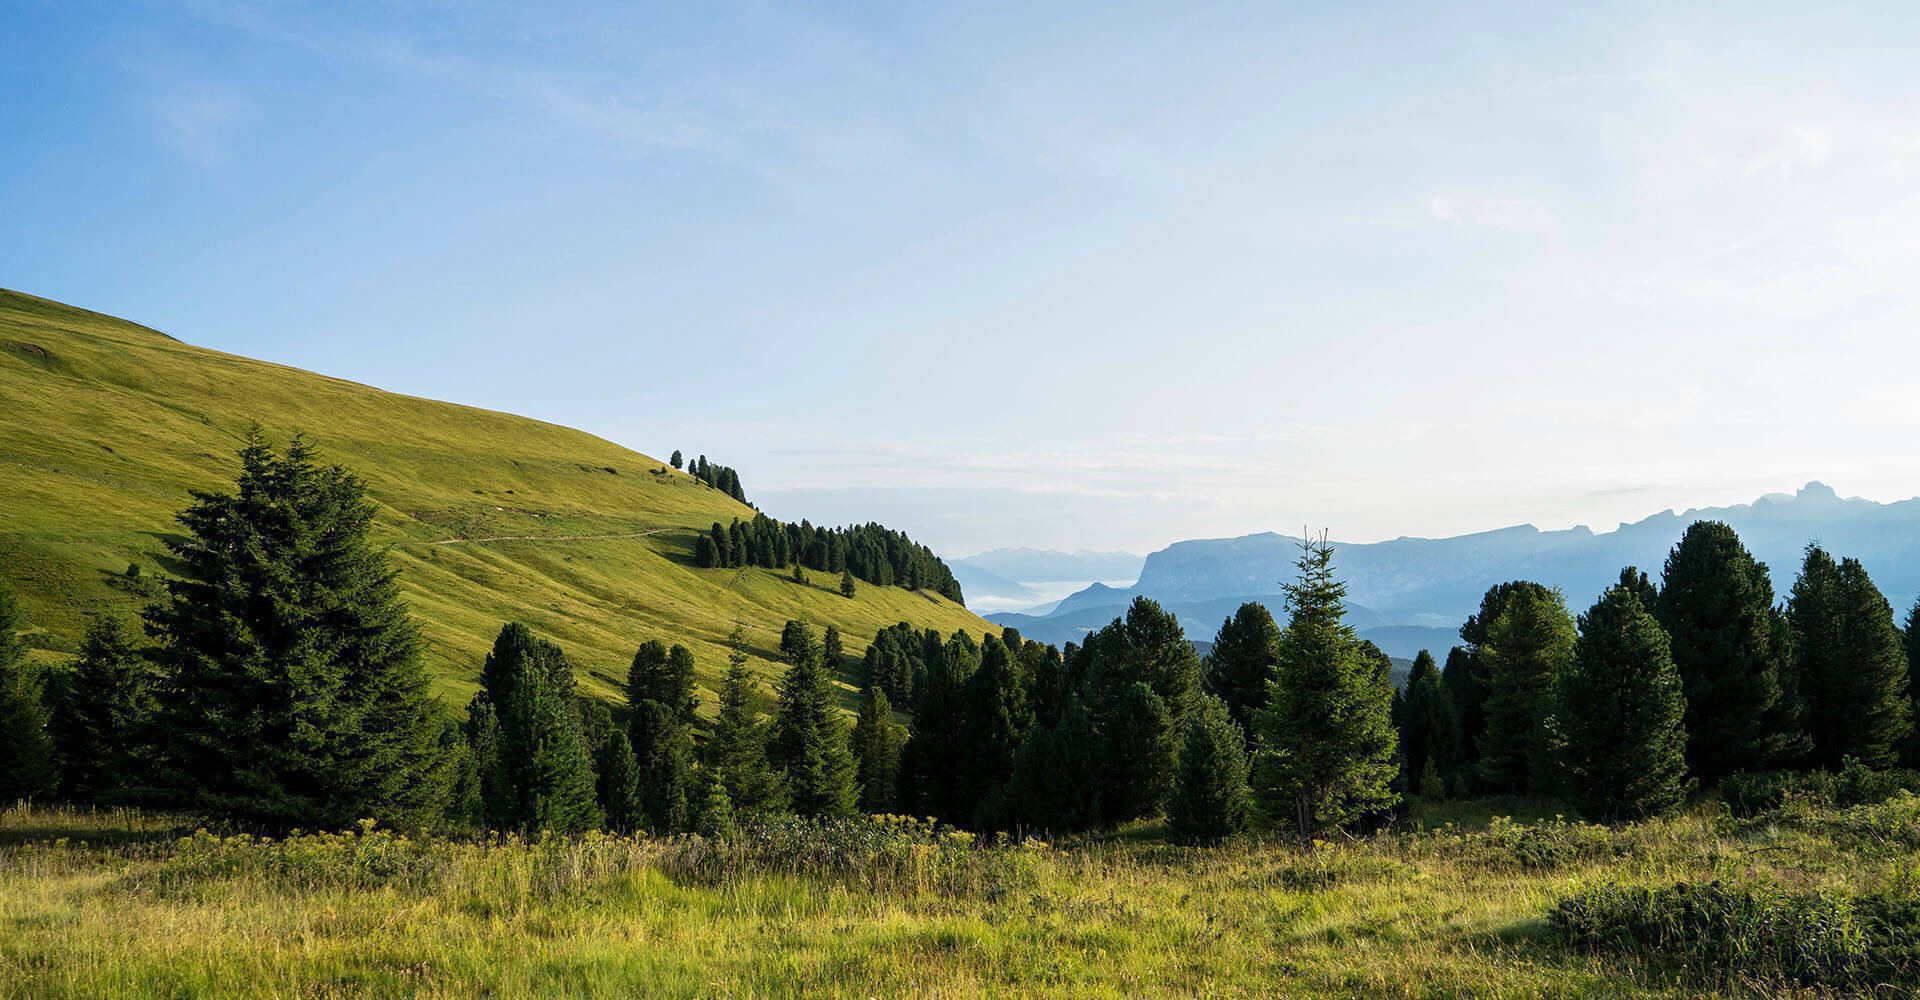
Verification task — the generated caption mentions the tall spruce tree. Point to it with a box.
[768,621,858,816]
[1203,602,1281,738]
[0,586,54,802]
[51,617,157,803]
[670,450,683,470]
[964,634,1032,815]
[1077,598,1202,825]
[1438,646,1475,792]
[1905,599,1920,768]
[1251,535,1398,841]
[1476,586,1576,794]
[707,631,789,816]
[1656,521,1806,781]
[595,728,643,834]
[1549,571,1690,821]
[469,623,602,834]
[147,434,447,829]
[1167,693,1253,844]
[630,699,692,833]
[1006,695,1102,834]
[1790,549,1911,768]
[906,632,979,820]
[1455,582,1554,791]
[851,686,905,813]
[1398,650,1460,797]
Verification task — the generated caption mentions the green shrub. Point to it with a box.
[658,815,1038,898]
[1550,879,1920,988]
[1425,816,1627,871]
[1718,762,1920,818]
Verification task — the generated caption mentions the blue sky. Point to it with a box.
[7,2,1920,556]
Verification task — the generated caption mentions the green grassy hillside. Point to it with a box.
[0,288,993,708]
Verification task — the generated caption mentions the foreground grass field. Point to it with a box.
[5,794,1916,998]
[0,289,992,706]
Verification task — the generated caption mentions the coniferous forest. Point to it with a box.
[6,434,1920,994]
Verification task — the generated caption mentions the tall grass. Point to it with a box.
[4,799,1917,997]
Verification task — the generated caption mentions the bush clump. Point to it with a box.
[1719,761,1920,818]
[1425,816,1628,871]
[1550,879,1920,988]
[658,815,1037,897]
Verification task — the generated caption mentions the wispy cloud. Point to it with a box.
[1428,193,1560,233]
[148,84,249,165]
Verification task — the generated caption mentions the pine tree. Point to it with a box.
[1007,695,1102,834]
[1438,646,1475,793]
[1549,571,1690,821]
[627,640,698,725]
[823,625,844,667]
[51,617,157,803]
[1655,521,1806,781]
[1103,681,1176,824]
[1790,549,1911,768]
[1476,586,1576,794]
[694,534,719,568]
[0,586,54,802]
[146,434,447,829]
[964,634,1033,815]
[469,623,602,834]
[1203,602,1281,738]
[706,634,789,816]
[1398,650,1459,796]
[851,686,905,813]
[1251,535,1398,841]
[1455,582,1555,790]
[670,449,683,470]
[840,569,857,598]
[1905,599,1920,768]
[595,729,643,834]
[1167,693,1252,844]
[691,765,735,836]
[906,633,978,820]
[630,699,692,833]
[768,622,858,816]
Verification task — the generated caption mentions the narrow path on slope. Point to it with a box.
[422,526,678,546]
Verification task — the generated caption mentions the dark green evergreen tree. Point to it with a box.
[1103,681,1176,824]
[1251,535,1398,841]
[1455,582,1555,791]
[1438,646,1475,792]
[851,686,905,813]
[1397,650,1459,797]
[0,586,54,802]
[964,634,1033,816]
[1904,598,1920,768]
[822,625,844,667]
[690,764,734,836]
[840,569,857,598]
[1007,695,1102,834]
[694,534,719,568]
[670,449,683,470]
[630,699,692,833]
[469,623,602,834]
[706,631,789,816]
[1203,602,1281,738]
[147,434,447,829]
[1167,693,1252,844]
[1476,586,1576,794]
[627,640,698,725]
[1549,571,1690,821]
[595,728,643,834]
[768,621,858,816]
[1655,521,1806,781]
[1790,548,1912,768]
[51,616,156,803]
[906,632,978,820]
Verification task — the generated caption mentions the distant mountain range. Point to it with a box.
[987,483,1920,659]
[952,548,1145,585]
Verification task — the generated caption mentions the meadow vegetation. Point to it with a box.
[5,791,1918,998]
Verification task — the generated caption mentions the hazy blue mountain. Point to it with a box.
[950,562,1041,606]
[990,484,1920,658]
[991,594,1453,661]
[953,548,1144,583]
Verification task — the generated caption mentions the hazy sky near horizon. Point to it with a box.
[8,2,1920,556]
